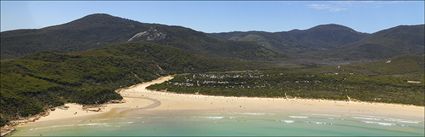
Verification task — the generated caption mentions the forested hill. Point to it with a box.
[0,13,280,60]
[2,13,424,62]
[1,14,149,58]
[0,42,264,126]
[212,24,369,52]
[212,24,424,61]
[336,24,425,59]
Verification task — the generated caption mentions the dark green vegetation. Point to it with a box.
[212,24,368,53]
[0,42,262,126]
[148,55,424,106]
[315,55,425,81]
[1,14,147,58]
[338,25,425,59]
[2,14,424,63]
[212,24,424,61]
[1,13,424,127]
[1,14,280,60]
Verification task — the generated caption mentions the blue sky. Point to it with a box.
[1,1,424,33]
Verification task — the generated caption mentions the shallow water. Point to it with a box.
[12,110,425,136]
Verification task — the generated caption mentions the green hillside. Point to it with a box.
[338,25,424,59]
[1,14,281,61]
[213,24,424,61]
[0,42,259,126]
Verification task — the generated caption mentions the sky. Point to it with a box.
[1,1,424,33]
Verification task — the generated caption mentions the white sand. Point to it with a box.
[30,75,425,124]
[34,76,173,122]
[34,103,105,122]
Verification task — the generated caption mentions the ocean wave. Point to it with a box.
[239,112,269,116]
[77,122,110,127]
[29,124,75,131]
[280,120,295,124]
[204,116,224,120]
[362,120,395,126]
[313,121,332,125]
[289,116,308,119]
[311,113,340,117]
[354,115,421,124]
[383,118,421,124]
[120,121,135,124]
[352,116,381,121]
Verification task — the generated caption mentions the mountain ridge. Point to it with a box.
[1,13,280,60]
[1,13,424,62]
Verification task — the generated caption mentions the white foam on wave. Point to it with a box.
[29,124,75,131]
[352,116,381,121]
[356,115,380,118]
[118,121,135,124]
[383,118,421,124]
[240,112,269,116]
[354,115,422,125]
[362,121,395,126]
[77,123,110,127]
[289,116,308,119]
[311,113,340,117]
[205,116,224,120]
[314,121,332,125]
[280,120,295,124]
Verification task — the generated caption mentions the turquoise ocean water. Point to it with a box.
[11,109,424,136]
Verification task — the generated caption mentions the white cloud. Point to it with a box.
[307,4,347,12]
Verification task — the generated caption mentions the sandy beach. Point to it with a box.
[21,75,425,125]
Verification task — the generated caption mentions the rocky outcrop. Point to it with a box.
[128,27,167,42]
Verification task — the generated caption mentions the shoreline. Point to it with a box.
[3,75,424,136]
